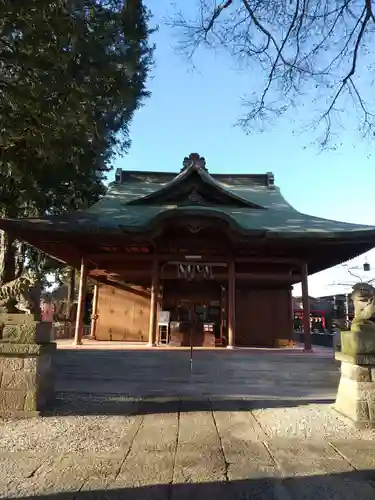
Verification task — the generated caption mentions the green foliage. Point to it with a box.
[53,265,95,293]
[0,0,154,283]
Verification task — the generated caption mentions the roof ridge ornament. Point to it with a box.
[266,171,275,189]
[181,153,207,172]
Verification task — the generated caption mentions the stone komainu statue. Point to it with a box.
[0,271,41,316]
[351,282,375,324]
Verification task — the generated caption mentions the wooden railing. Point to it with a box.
[51,322,91,340]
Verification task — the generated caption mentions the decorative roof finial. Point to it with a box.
[181,153,207,172]
[266,171,275,189]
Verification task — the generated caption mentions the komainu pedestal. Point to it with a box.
[335,283,375,427]
[0,314,55,418]
[335,354,375,426]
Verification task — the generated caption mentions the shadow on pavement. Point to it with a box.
[52,348,339,417]
[44,393,335,417]
[8,470,375,499]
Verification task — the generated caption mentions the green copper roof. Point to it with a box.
[0,153,375,239]
[77,184,369,235]
[62,163,375,236]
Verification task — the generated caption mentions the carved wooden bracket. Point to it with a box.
[187,222,203,234]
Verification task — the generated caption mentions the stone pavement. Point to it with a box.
[1,347,375,499]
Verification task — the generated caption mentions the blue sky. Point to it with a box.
[113,1,375,297]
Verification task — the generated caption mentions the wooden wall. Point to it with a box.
[235,286,293,347]
[95,282,293,346]
[95,284,150,342]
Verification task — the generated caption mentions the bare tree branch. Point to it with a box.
[365,0,375,23]
[315,6,371,146]
[206,0,234,32]
[169,0,375,148]
[329,263,375,290]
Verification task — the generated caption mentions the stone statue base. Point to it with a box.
[335,355,375,427]
[0,314,55,418]
[341,322,375,356]
[0,314,50,343]
[335,323,375,428]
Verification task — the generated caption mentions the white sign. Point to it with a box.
[158,311,170,323]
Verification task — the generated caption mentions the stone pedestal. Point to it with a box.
[0,314,55,418]
[0,314,50,343]
[335,326,375,428]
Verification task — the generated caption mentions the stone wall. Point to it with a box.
[0,314,56,418]
[0,343,56,417]
[0,342,56,417]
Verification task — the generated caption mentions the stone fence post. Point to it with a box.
[0,314,56,418]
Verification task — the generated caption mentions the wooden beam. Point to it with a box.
[235,256,300,264]
[87,253,301,264]
[89,275,150,296]
[21,237,82,268]
[74,257,88,346]
[301,262,312,352]
[90,269,301,282]
[106,282,151,299]
[227,261,235,348]
[96,263,298,274]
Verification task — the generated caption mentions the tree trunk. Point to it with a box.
[0,230,16,285]
[66,266,76,321]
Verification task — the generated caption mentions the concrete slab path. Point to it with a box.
[1,347,375,499]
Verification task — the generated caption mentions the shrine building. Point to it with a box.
[1,152,375,349]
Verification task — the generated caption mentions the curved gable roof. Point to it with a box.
[1,153,375,244]
[125,154,266,209]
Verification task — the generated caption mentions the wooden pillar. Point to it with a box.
[301,262,312,352]
[227,260,236,349]
[66,267,76,322]
[288,286,295,344]
[220,285,226,345]
[148,258,159,347]
[89,283,99,340]
[73,257,88,346]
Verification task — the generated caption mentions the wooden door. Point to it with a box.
[96,284,150,342]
